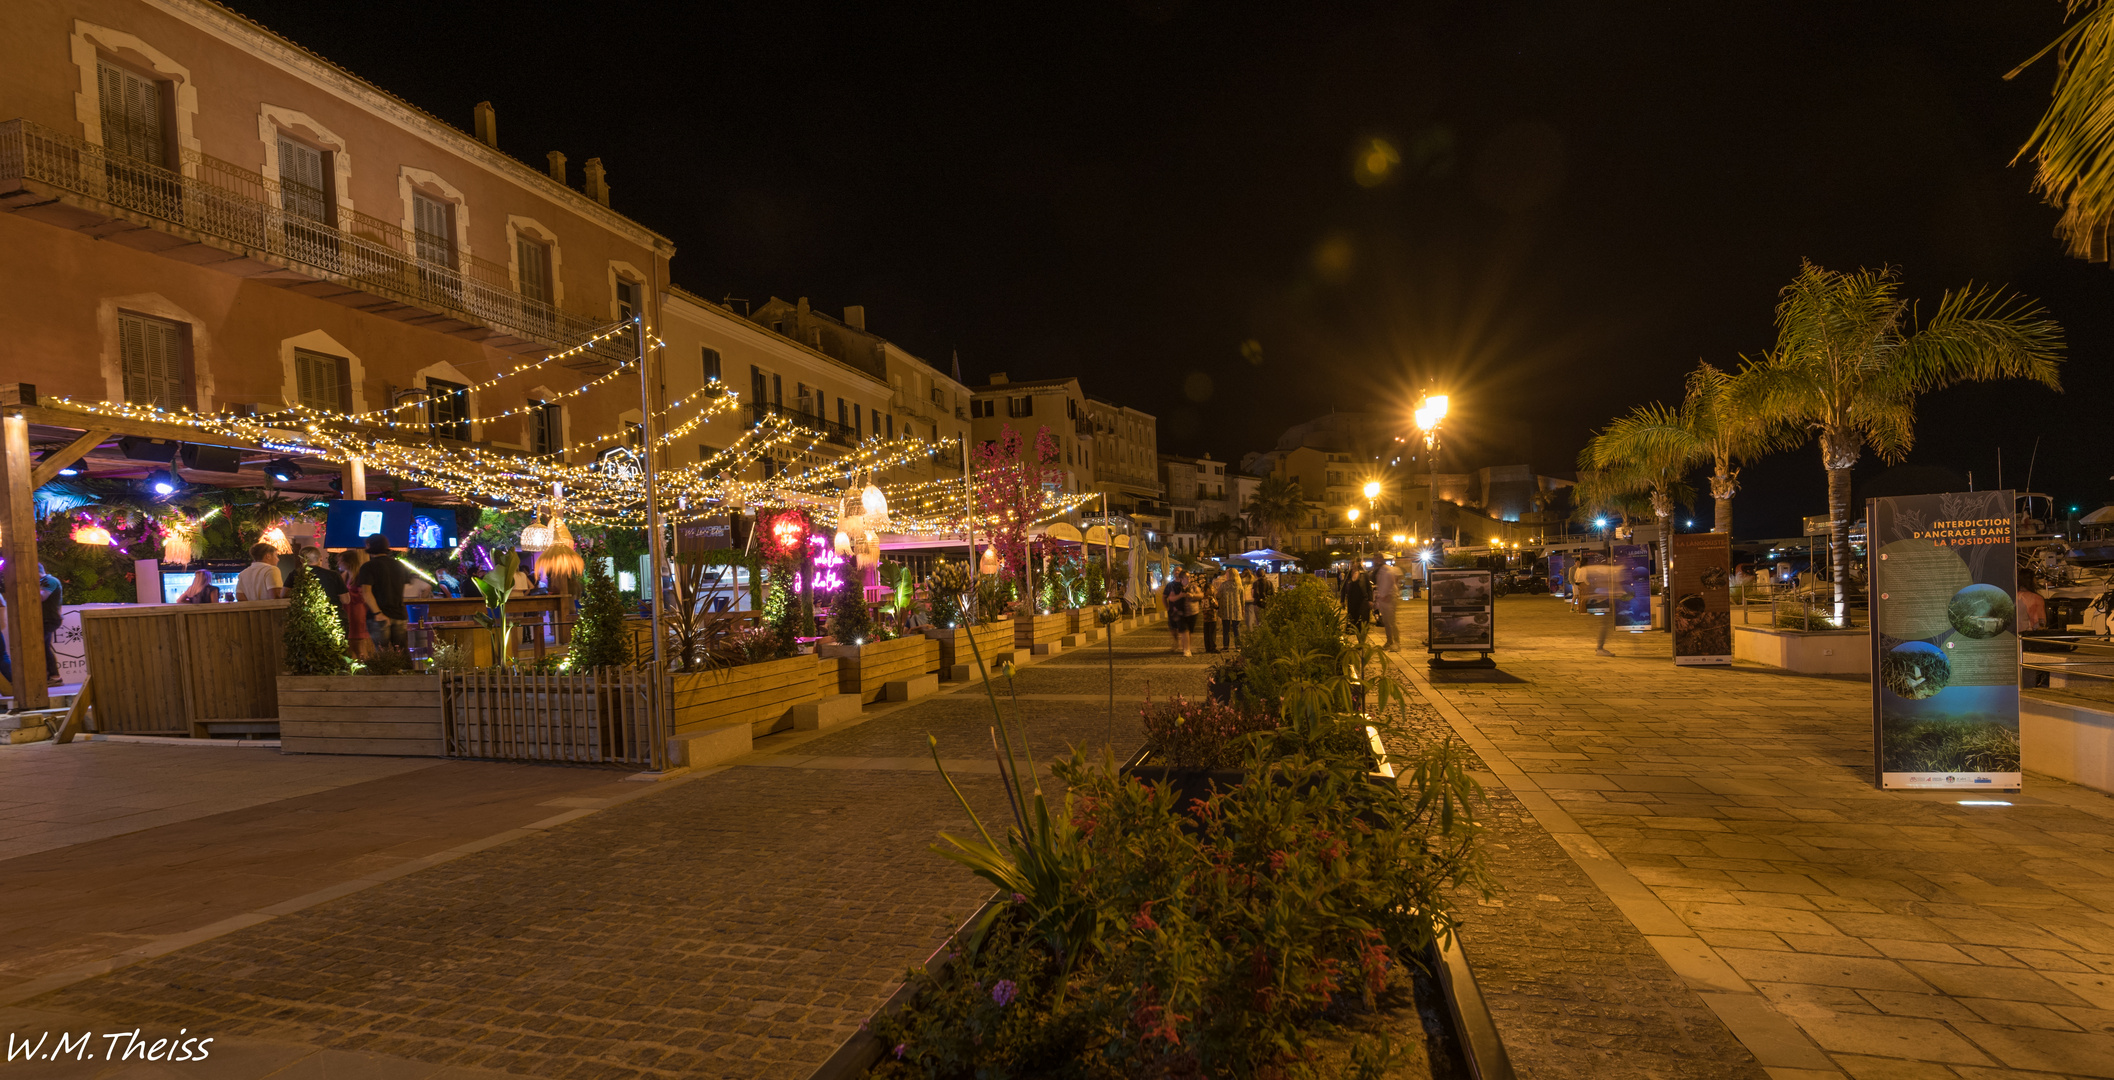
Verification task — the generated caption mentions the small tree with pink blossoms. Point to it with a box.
[973,424,1064,609]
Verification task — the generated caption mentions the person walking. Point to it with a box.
[235,543,286,601]
[1373,558,1401,649]
[1216,569,1244,651]
[354,535,412,653]
[1580,559,1618,656]
[1162,568,1193,656]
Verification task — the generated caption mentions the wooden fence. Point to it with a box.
[441,667,665,770]
[80,602,287,735]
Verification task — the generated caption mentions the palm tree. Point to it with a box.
[1749,261,2065,617]
[2009,3,2114,259]
[1578,406,1701,592]
[1685,362,1796,538]
[1198,513,1243,554]
[1244,475,1307,551]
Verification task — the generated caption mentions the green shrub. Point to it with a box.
[1232,579,1348,711]
[564,557,631,671]
[1139,695,1276,770]
[281,561,349,676]
[828,588,885,644]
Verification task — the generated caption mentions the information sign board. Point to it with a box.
[1671,531,1732,665]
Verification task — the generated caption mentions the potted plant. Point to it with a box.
[819,590,928,702]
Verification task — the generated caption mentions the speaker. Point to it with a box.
[118,437,178,463]
[180,443,245,473]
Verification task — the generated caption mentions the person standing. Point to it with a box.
[353,535,412,652]
[1216,570,1244,651]
[1580,559,1618,656]
[1373,558,1401,650]
[1197,574,1221,654]
[1162,568,1193,656]
[235,543,286,601]
[1343,565,1372,633]
[337,549,373,658]
[176,570,221,604]
[302,547,347,615]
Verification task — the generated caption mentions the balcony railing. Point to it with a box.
[749,401,858,447]
[0,119,602,351]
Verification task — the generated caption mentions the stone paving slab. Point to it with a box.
[0,741,437,862]
[1380,672,1771,1080]
[1399,596,2114,1080]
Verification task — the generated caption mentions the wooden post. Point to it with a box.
[346,456,367,500]
[1,386,50,710]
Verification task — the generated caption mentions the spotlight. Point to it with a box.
[147,470,178,496]
[266,458,304,483]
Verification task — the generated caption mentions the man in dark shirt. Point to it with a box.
[353,535,411,650]
[300,546,349,632]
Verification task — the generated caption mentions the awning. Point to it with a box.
[1083,524,1113,545]
[1236,548,1300,562]
[2081,505,2114,525]
[1043,522,1084,542]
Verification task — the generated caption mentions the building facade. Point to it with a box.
[0,0,671,487]
[967,374,1093,498]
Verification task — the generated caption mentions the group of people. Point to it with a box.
[1159,566,1276,657]
[0,561,66,687]
[179,536,421,657]
[1335,559,1405,649]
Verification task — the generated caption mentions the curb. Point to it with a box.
[805,898,1000,1080]
[1433,931,1516,1080]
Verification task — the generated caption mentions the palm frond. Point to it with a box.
[2009,1,2114,259]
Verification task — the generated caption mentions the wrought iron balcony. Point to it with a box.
[748,401,858,447]
[0,119,607,354]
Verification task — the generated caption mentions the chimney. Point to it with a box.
[990,372,1009,385]
[583,157,609,205]
[473,101,497,148]
[843,305,866,330]
[546,150,568,185]
[797,296,810,316]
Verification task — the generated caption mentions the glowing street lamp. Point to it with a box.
[1415,392,1449,557]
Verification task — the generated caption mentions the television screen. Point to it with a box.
[409,512,456,549]
[323,500,416,549]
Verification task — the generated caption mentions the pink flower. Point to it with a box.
[991,979,1018,1006]
[893,1043,906,1059]
[1011,892,1026,904]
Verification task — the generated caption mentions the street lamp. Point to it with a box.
[1415,392,1449,557]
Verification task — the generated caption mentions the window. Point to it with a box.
[931,385,944,407]
[529,401,562,456]
[427,378,470,440]
[885,414,894,439]
[293,348,350,412]
[516,236,553,306]
[616,279,639,324]
[838,397,849,429]
[116,312,184,408]
[97,60,166,167]
[276,136,331,223]
[772,374,783,407]
[797,383,816,416]
[750,365,767,414]
[702,347,722,383]
[1067,398,1077,420]
[853,404,862,438]
[1007,395,1032,418]
[413,191,455,268]
[970,398,992,419]
[697,444,719,460]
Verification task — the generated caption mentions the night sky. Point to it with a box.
[228,0,2111,538]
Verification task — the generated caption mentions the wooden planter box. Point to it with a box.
[1014,612,1072,652]
[670,654,822,738]
[818,634,930,703]
[278,674,443,756]
[925,619,1014,679]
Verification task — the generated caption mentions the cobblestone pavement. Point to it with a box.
[13,625,1202,1079]
[1379,685,1771,1080]
[1395,597,2114,1080]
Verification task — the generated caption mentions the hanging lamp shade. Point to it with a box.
[979,546,1000,576]
[72,522,113,546]
[539,521,585,578]
[261,525,293,554]
[519,520,554,551]
[854,530,881,568]
[834,529,853,556]
[861,483,889,528]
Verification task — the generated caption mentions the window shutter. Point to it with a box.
[414,193,454,267]
[99,61,165,165]
[118,313,184,408]
[516,237,551,305]
[277,137,328,221]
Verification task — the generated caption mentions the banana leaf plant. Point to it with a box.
[470,549,521,666]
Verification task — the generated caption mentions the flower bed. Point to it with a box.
[925,619,1014,680]
[1013,611,1071,651]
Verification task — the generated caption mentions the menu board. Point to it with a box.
[1671,532,1732,665]
[1612,543,1653,629]
[1428,568,1494,651]
[1869,491,2019,791]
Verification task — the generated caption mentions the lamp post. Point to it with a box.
[1413,393,1448,563]
[1346,505,1361,560]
